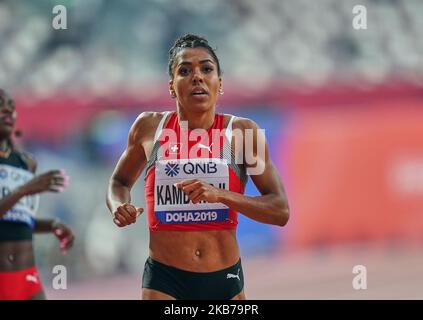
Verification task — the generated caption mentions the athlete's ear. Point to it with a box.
[218,77,224,95]
[169,80,176,99]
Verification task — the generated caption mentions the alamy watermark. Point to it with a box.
[52,265,67,290]
[52,5,67,30]
[352,5,367,30]
[159,121,266,176]
[352,264,367,290]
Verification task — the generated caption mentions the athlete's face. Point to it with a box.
[0,90,16,138]
[169,48,222,113]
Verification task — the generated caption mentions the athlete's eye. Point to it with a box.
[179,67,190,76]
[203,66,213,73]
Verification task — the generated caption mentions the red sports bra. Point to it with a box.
[144,111,247,231]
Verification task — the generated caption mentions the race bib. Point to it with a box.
[154,158,229,224]
[0,164,39,228]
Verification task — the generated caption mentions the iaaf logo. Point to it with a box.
[159,120,266,175]
[164,162,179,177]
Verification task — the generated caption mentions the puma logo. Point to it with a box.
[198,142,213,154]
[25,274,39,284]
[226,268,241,281]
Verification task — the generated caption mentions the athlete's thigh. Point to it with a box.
[231,289,246,300]
[141,288,176,300]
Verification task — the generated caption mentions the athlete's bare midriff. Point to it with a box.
[0,241,35,271]
[149,229,240,272]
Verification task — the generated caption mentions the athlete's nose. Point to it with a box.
[5,104,13,113]
[192,69,204,84]
[1,102,13,114]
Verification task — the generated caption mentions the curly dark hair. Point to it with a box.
[168,33,222,78]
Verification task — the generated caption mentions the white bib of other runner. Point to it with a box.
[0,164,39,228]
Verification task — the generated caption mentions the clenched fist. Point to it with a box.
[113,203,143,227]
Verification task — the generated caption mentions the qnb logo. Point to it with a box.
[183,162,217,175]
[165,162,180,177]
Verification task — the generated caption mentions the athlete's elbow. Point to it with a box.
[276,207,289,227]
[274,200,290,227]
[109,175,129,190]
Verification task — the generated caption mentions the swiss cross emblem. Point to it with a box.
[169,143,181,154]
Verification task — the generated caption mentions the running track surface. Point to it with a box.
[45,244,423,300]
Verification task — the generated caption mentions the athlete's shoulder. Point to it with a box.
[129,111,172,143]
[223,114,259,131]
[17,150,37,173]
[133,111,166,124]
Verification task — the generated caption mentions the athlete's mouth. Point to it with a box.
[191,87,208,96]
[0,115,14,126]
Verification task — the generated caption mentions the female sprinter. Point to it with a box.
[0,89,75,300]
[107,34,289,300]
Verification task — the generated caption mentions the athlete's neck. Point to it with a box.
[0,139,8,152]
[0,139,11,158]
[177,107,215,130]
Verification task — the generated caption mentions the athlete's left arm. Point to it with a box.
[176,118,290,227]
[26,155,75,252]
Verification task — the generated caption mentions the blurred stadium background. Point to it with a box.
[1,0,423,299]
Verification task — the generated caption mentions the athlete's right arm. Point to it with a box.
[106,112,154,227]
